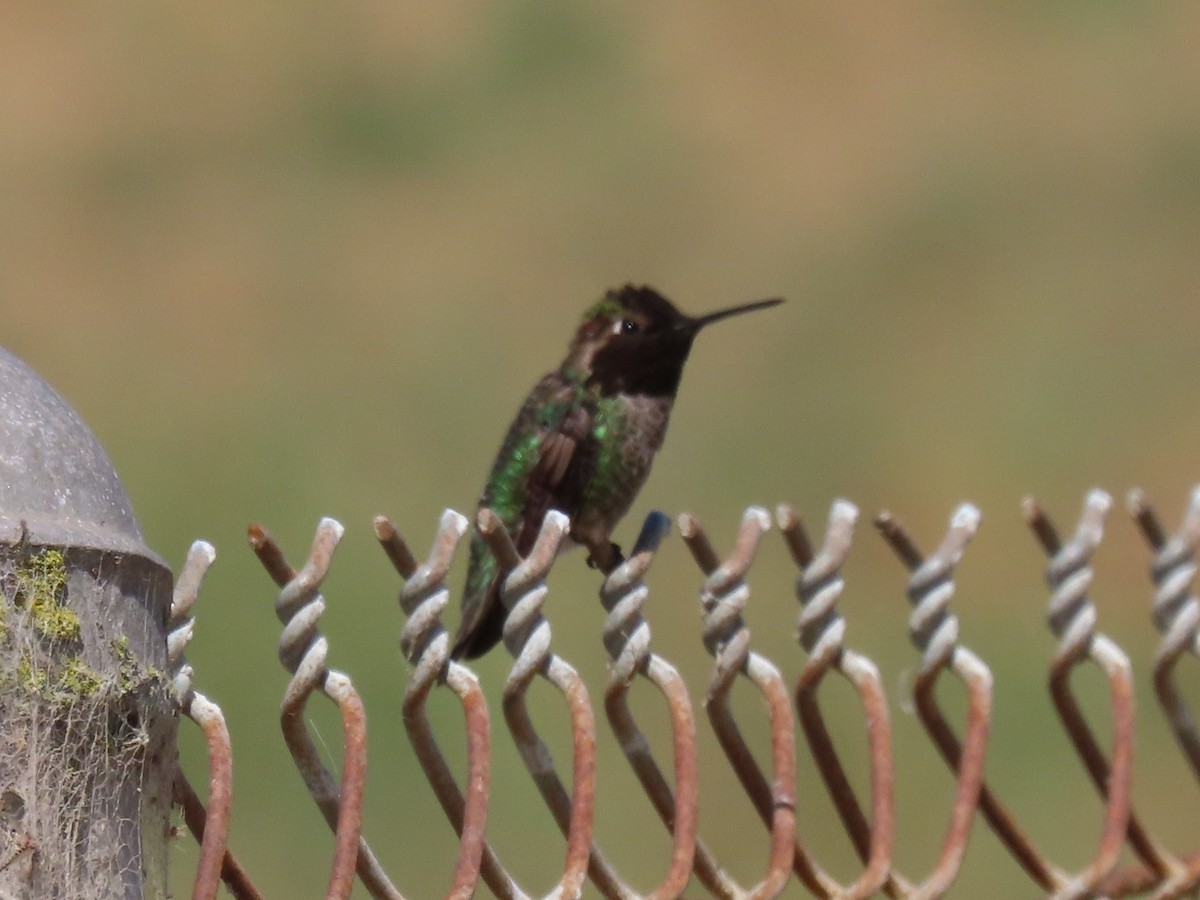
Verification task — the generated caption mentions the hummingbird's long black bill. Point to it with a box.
[687,297,784,332]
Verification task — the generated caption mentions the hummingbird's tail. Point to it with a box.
[449,574,506,660]
[450,536,506,660]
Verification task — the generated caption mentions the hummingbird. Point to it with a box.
[450,284,783,660]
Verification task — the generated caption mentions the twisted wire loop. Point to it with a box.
[168,542,261,900]
[248,519,398,900]
[879,508,1070,897]
[374,510,493,900]
[876,504,992,900]
[1126,488,1200,899]
[1026,491,1180,900]
[1129,487,1200,775]
[597,512,701,900]
[477,507,612,900]
[779,501,898,900]
[678,507,796,900]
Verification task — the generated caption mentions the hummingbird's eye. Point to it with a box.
[618,318,641,335]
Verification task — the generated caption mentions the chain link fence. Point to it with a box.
[169,486,1200,899]
[4,344,1200,899]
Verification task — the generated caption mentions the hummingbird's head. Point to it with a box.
[565,284,783,397]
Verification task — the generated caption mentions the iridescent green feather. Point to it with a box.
[581,295,623,323]
[583,395,628,509]
[462,373,588,621]
[465,427,541,606]
[483,429,543,530]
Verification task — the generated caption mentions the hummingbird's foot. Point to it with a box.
[586,542,624,573]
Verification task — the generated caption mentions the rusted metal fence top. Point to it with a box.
[170,488,1200,900]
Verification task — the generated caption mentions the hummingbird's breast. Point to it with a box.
[573,392,673,545]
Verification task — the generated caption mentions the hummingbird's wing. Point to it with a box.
[451,376,599,659]
[516,402,593,550]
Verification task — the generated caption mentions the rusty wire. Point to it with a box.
[248,519,393,900]
[876,504,991,899]
[373,510,495,900]
[870,517,1060,898]
[167,540,261,900]
[678,507,797,899]
[595,511,700,899]
[777,500,897,899]
[157,488,1200,898]
[1027,490,1133,898]
[1025,491,1185,899]
[477,508,613,898]
[1127,487,1200,899]
[1130,488,1200,777]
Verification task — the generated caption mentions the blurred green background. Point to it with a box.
[4,4,1200,897]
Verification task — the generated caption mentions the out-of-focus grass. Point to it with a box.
[3,4,1200,896]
